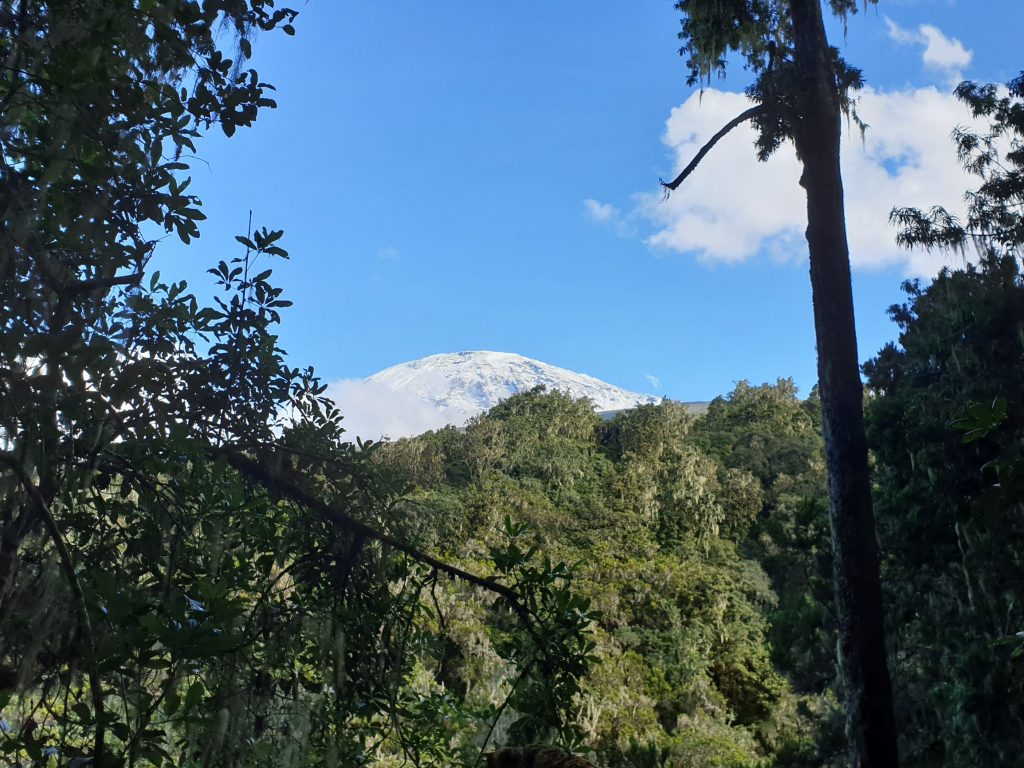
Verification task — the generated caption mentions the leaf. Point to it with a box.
[163,688,181,717]
[138,614,163,636]
[183,681,205,712]
[954,397,1009,443]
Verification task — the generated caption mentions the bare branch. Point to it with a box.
[660,104,766,194]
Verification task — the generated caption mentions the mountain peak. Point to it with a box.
[326,351,661,440]
[367,351,660,418]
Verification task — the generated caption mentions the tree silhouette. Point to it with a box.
[661,2,898,765]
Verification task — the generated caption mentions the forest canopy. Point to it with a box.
[1,1,1023,767]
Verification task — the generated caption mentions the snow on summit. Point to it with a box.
[327,351,661,441]
[370,351,660,415]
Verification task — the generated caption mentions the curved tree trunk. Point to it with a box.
[788,1,899,766]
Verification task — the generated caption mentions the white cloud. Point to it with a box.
[883,16,920,45]
[644,373,662,390]
[639,86,987,277]
[584,197,640,238]
[919,24,973,72]
[377,246,400,261]
[325,379,472,442]
[885,17,972,80]
[583,198,620,223]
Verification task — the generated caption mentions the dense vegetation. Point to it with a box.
[868,71,1024,767]
[866,257,1024,767]
[380,387,834,767]
[2,0,1023,766]
[0,3,595,765]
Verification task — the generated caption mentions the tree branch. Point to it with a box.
[0,452,106,767]
[63,271,143,297]
[214,448,540,634]
[660,104,766,194]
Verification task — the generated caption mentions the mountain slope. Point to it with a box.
[368,351,661,417]
[328,351,664,440]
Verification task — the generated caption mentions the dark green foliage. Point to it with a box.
[0,3,312,762]
[691,380,824,497]
[691,381,834,691]
[869,71,1024,766]
[864,257,1024,767]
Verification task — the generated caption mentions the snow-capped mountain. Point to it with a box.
[327,351,661,440]
[370,351,660,416]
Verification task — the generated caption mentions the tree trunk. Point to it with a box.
[788,1,899,766]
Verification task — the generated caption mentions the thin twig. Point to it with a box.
[429,570,447,635]
[0,451,106,767]
[473,661,535,768]
[389,579,426,768]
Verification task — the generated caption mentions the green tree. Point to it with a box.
[0,5,598,766]
[691,380,824,499]
[865,69,1024,767]
[864,257,1024,767]
[662,3,898,763]
[691,381,834,690]
[1,4,301,762]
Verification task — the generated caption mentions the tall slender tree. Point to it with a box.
[661,2,898,765]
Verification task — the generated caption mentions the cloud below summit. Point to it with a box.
[325,379,464,442]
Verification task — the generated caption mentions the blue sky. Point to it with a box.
[161,0,1022,425]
